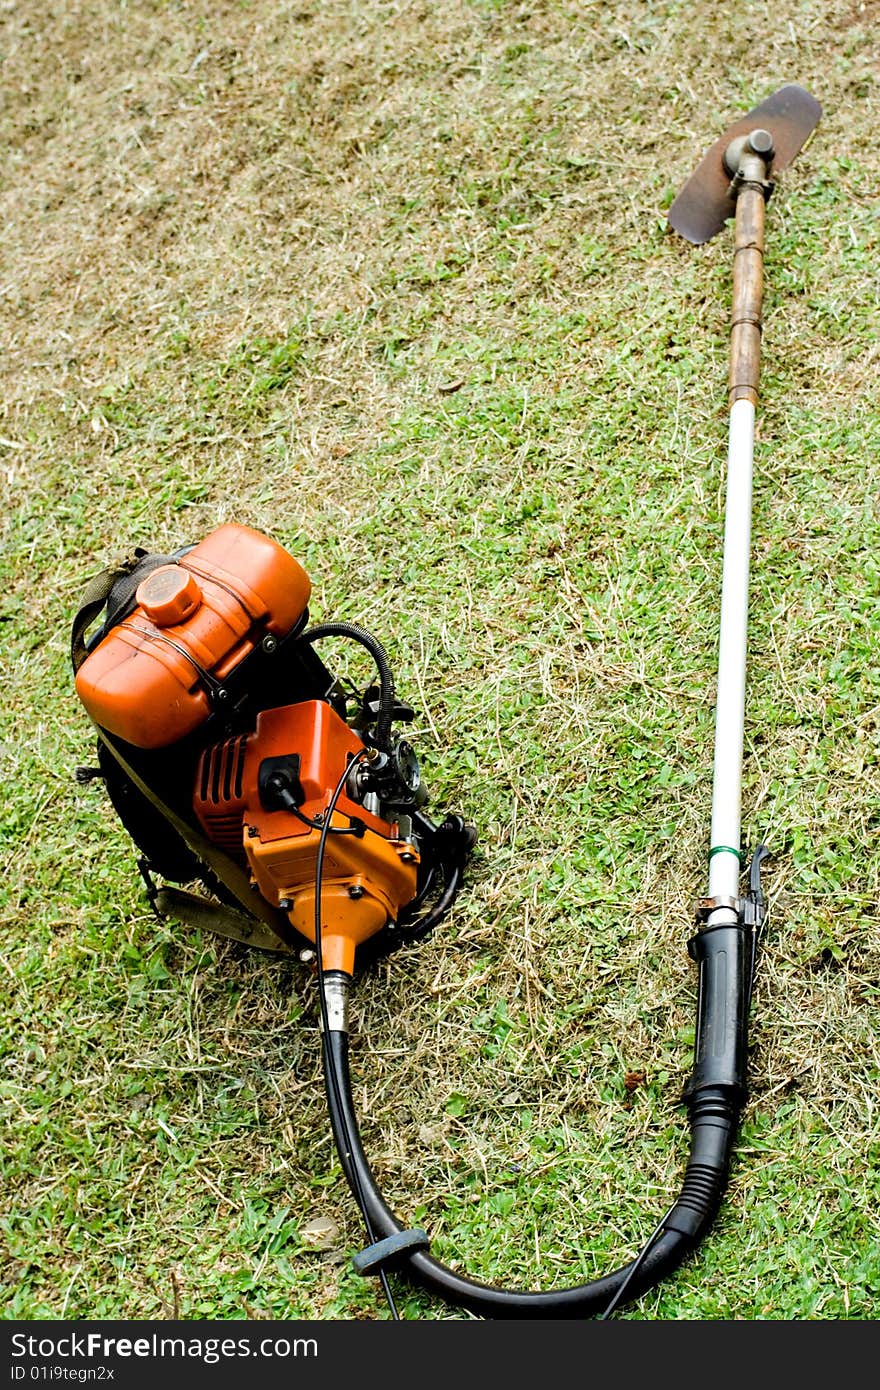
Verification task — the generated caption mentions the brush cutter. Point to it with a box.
[71,84,820,1318]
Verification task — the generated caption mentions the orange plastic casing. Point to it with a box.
[193,701,419,975]
[75,525,311,749]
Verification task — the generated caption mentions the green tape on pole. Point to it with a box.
[706,839,739,861]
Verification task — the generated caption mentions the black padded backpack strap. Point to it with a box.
[70,550,178,673]
[71,555,140,673]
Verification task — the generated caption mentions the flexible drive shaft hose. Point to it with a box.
[322,1025,742,1318]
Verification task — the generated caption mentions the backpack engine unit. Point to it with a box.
[72,522,474,972]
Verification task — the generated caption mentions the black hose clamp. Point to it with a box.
[352,1227,430,1276]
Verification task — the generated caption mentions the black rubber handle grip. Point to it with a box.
[687,923,750,1101]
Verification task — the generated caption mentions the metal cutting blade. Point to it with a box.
[668,84,821,244]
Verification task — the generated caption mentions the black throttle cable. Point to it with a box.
[312,750,401,1320]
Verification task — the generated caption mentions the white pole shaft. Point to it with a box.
[707,397,756,914]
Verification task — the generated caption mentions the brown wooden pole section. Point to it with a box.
[728,153,768,408]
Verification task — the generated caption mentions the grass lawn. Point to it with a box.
[2,0,878,1320]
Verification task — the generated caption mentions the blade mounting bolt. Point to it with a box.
[747,128,774,159]
[723,129,776,178]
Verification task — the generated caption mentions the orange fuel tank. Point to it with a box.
[75,524,311,749]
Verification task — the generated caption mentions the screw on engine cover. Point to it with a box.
[279,897,294,910]
[400,850,415,863]
[348,884,365,899]
[261,634,278,653]
[247,824,259,837]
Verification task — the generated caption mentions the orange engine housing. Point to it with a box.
[193,700,419,975]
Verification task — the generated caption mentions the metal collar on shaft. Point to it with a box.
[320,972,350,1034]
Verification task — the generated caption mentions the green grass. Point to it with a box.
[2,0,879,1322]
